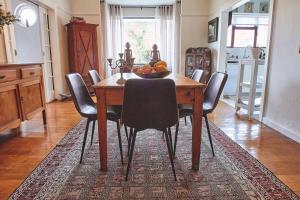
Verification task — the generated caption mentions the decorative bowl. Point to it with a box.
[133,71,171,79]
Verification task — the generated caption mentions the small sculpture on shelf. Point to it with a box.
[122,42,135,73]
[150,44,161,67]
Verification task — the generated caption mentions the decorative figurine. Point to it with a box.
[122,42,135,73]
[107,42,136,84]
[150,44,161,66]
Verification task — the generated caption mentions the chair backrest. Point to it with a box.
[204,72,228,112]
[88,70,101,85]
[191,69,205,83]
[65,73,95,116]
[122,79,178,130]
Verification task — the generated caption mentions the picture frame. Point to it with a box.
[208,17,219,43]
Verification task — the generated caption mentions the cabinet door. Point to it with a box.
[19,79,45,120]
[0,85,22,132]
[75,26,99,91]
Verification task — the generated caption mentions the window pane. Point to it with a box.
[257,25,268,47]
[123,18,158,64]
[233,28,256,47]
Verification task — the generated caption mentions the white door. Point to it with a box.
[39,7,55,102]
[12,0,43,63]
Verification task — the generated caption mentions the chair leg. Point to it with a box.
[166,128,177,181]
[90,120,96,146]
[116,121,124,164]
[128,128,133,156]
[190,115,193,125]
[80,119,90,163]
[204,115,215,157]
[173,122,179,156]
[126,130,137,181]
[124,125,129,141]
[168,127,174,155]
[184,117,187,125]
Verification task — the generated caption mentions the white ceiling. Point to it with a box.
[105,0,176,6]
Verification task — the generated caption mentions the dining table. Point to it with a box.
[93,73,205,171]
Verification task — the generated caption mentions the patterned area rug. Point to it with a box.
[9,120,299,200]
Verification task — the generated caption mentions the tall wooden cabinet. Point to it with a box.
[66,22,99,91]
[185,47,212,83]
[0,63,46,133]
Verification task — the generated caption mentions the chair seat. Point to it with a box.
[178,102,214,117]
[80,105,121,121]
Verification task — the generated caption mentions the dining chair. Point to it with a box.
[65,73,124,164]
[122,79,179,181]
[88,70,129,141]
[174,72,228,157]
[183,69,206,125]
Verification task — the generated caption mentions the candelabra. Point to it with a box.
[107,53,126,85]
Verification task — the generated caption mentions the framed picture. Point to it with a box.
[208,17,219,43]
[259,2,269,13]
[244,2,254,13]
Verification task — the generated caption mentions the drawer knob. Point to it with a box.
[30,72,35,76]
[0,75,6,79]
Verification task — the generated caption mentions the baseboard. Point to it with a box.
[262,117,300,143]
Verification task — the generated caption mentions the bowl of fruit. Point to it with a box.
[132,61,171,79]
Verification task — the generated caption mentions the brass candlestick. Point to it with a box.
[107,53,126,85]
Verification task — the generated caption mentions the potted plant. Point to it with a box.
[0,4,19,33]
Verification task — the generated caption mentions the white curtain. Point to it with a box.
[101,3,123,77]
[156,3,181,74]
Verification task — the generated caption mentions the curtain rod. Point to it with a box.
[100,0,181,5]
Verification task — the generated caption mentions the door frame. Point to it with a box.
[217,0,275,122]
[39,6,55,102]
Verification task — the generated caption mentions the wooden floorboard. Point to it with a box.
[0,100,300,199]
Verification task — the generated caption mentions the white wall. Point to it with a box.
[71,0,104,77]
[207,0,300,142]
[180,0,209,73]
[262,0,300,142]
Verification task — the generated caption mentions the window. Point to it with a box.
[123,18,159,65]
[14,3,37,28]
[256,25,268,47]
[229,26,258,47]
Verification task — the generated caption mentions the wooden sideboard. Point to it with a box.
[0,63,46,133]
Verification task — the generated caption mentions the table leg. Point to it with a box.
[97,89,108,171]
[192,87,203,170]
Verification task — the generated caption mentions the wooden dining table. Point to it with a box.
[94,73,205,171]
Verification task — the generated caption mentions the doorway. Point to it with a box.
[218,0,274,121]
[11,0,43,63]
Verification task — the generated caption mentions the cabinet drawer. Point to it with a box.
[21,67,42,79]
[0,69,18,83]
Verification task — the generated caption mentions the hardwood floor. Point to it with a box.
[0,101,80,199]
[0,100,300,199]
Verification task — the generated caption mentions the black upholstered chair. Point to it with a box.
[88,69,101,86]
[191,69,205,83]
[174,72,228,157]
[88,70,129,141]
[183,69,205,125]
[65,73,124,164]
[122,79,178,181]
